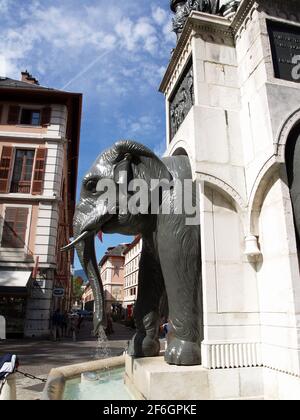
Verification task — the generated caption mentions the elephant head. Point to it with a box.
[62,141,172,335]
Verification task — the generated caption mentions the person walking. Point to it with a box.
[69,314,78,342]
[51,309,62,342]
[61,311,69,338]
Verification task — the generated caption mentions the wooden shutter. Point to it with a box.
[32,147,47,195]
[41,107,52,126]
[1,207,29,248]
[0,105,3,123]
[0,146,13,193]
[7,106,20,125]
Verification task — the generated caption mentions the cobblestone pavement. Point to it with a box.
[0,321,135,400]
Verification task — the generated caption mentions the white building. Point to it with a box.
[123,236,142,316]
[127,0,300,401]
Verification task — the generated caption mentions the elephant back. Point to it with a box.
[162,155,193,182]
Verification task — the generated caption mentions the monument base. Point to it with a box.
[125,355,300,400]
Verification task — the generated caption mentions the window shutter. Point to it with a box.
[0,146,13,193]
[41,107,52,126]
[1,207,29,248]
[32,147,47,195]
[7,106,20,125]
[0,105,3,123]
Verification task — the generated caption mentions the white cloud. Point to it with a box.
[154,139,167,158]
[152,6,168,26]
[0,0,9,13]
[1,1,175,89]
[118,114,162,139]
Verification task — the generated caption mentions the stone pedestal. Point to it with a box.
[157,0,300,399]
[125,355,300,400]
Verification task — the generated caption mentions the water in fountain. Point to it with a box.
[94,326,112,382]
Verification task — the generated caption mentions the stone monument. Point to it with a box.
[125,0,300,400]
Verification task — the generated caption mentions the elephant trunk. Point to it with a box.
[72,211,107,335]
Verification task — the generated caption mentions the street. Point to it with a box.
[0,321,135,400]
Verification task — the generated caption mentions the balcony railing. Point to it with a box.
[10,181,31,194]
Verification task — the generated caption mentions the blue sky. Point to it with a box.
[0,0,176,269]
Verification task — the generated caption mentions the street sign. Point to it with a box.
[53,288,65,298]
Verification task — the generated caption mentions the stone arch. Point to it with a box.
[247,159,283,236]
[198,173,247,215]
[249,109,300,236]
[168,139,191,158]
[172,147,188,156]
[248,157,281,235]
[284,120,300,247]
[167,139,195,176]
[276,108,300,162]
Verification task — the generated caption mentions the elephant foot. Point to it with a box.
[165,338,201,366]
[128,332,160,358]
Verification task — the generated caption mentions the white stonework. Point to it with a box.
[123,238,142,309]
[157,0,300,399]
[125,354,300,400]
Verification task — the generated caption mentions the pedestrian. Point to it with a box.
[105,313,114,335]
[51,309,62,341]
[61,311,69,338]
[69,314,78,342]
[77,314,84,333]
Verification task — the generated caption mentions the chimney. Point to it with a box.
[21,70,39,85]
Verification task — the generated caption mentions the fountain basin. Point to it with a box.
[42,355,131,400]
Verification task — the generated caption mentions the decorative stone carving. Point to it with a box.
[169,59,194,139]
[171,0,242,37]
[202,341,262,369]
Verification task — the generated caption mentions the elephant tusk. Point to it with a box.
[61,230,92,252]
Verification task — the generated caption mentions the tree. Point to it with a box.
[73,276,84,301]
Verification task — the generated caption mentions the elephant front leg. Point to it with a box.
[128,240,165,358]
[159,229,203,366]
[128,311,161,358]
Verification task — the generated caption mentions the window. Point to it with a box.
[0,147,47,195]
[1,207,29,248]
[20,109,41,126]
[10,149,35,194]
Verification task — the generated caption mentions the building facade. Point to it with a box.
[100,244,128,314]
[123,236,142,318]
[0,72,82,337]
[81,283,94,312]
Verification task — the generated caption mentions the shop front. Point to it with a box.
[0,270,32,337]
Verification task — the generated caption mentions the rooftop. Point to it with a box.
[99,244,130,267]
[123,235,142,255]
[0,76,56,91]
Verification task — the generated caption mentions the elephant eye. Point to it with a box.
[85,179,98,194]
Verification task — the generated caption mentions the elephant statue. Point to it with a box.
[63,140,203,366]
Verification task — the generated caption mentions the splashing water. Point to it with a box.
[95,326,111,359]
[94,326,112,382]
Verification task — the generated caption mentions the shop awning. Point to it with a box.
[0,271,32,296]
